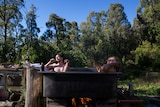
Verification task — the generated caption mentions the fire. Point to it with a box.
[71,97,77,107]
[71,97,92,107]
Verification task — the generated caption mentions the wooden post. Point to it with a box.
[25,61,43,107]
[25,61,32,107]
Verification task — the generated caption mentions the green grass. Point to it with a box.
[118,78,160,96]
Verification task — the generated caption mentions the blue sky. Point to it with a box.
[22,0,140,35]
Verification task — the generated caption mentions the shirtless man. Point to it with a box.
[44,53,70,72]
[96,56,121,72]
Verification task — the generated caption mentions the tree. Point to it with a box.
[131,40,160,71]
[22,4,40,62]
[80,11,108,66]
[133,0,160,44]
[0,0,24,62]
[105,3,132,58]
[57,21,79,51]
[46,13,66,50]
[131,0,160,71]
[65,21,80,49]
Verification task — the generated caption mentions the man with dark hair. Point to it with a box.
[96,56,121,72]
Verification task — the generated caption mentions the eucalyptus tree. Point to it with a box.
[58,21,73,51]
[63,21,88,67]
[133,0,160,44]
[80,11,108,66]
[45,13,81,52]
[66,21,80,49]
[131,0,160,71]
[0,0,24,62]
[22,4,40,62]
[105,3,132,58]
[46,13,66,50]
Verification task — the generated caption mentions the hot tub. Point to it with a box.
[40,70,120,99]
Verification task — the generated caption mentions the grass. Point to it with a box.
[118,77,160,96]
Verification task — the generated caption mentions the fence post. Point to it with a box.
[25,61,43,107]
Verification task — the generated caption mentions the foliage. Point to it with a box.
[21,5,40,62]
[0,0,24,62]
[64,49,87,67]
[105,3,132,58]
[79,11,109,66]
[131,40,160,71]
[133,0,160,44]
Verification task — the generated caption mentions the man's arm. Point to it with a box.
[97,62,119,72]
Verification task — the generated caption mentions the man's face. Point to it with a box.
[107,57,117,64]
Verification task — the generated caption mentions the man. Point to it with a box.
[96,56,121,72]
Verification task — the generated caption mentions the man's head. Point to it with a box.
[96,56,121,72]
[106,56,120,64]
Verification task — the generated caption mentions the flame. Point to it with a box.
[71,97,92,107]
[71,98,77,107]
[80,97,92,105]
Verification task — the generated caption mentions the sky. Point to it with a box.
[22,0,140,35]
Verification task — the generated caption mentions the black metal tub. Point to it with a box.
[40,71,120,99]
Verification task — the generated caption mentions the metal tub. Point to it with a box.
[41,71,120,99]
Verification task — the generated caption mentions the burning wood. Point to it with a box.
[71,97,92,107]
